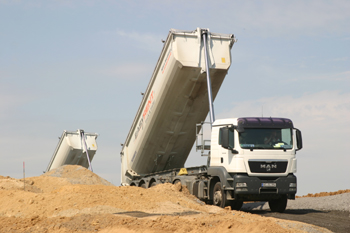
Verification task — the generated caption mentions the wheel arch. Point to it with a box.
[138,179,147,188]
[208,166,233,188]
[172,179,181,185]
[149,178,157,188]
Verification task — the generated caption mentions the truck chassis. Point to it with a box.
[128,165,295,212]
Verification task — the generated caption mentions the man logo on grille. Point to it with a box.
[260,163,277,172]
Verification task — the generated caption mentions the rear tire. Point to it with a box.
[268,195,287,213]
[140,183,147,189]
[212,182,226,208]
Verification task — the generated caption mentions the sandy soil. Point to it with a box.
[0,165,331,233]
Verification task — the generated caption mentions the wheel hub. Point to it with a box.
[213,190,222,206]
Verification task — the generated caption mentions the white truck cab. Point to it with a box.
[211,117,300,175]
[203,117,302,211]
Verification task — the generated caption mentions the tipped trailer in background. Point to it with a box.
[120,28,303,212]
[45,129,98,172]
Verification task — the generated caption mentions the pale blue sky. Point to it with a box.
[1,0,349,195]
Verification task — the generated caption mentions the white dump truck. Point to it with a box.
[46,129,98,172]
[120,28,303,212]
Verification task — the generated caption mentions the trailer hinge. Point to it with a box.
[126,170,140,179]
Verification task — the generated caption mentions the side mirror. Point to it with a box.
[219,127,229,149]
[219,127,239,154]
[296,129,303,151]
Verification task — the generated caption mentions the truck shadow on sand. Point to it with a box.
[241,202,327,215]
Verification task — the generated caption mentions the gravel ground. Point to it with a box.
[241,193,350,211]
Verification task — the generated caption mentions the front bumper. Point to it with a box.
[231,173,297,201]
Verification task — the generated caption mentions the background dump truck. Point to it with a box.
[120,28,303,212]
[46,129,98,172]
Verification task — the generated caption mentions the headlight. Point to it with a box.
[289,183,297,188]
[236,182,247,187]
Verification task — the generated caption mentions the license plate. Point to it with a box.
[261,183,276,187]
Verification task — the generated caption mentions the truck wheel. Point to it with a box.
[212,182,226,208]
[230,200,243,211]
[140,183,147,189]
[268,195,287,213]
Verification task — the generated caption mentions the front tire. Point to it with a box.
[212,182,226,208]
[268,195,287,213]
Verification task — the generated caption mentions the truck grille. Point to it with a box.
[249,161,287,173]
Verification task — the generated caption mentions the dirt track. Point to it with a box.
[241,190,350,232]
[0,165,345,233]
[244,209,350,233]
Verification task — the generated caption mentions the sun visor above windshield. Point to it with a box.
[237,117,294,129]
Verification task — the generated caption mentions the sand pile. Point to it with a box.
[0,165,330,233]
[297,189,350,198]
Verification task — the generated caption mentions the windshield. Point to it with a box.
[239,128,293,150]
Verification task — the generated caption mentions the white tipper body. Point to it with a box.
[46,130,98,172]
[211,118,297,177]
[121,28,236,185]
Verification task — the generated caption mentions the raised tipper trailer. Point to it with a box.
[120,28,303,212]
[46,129,98,172]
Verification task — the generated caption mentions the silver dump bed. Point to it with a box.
[121,28,236,185]
[45,129,98,172]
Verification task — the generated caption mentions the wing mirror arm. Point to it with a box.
[229,147,239,154]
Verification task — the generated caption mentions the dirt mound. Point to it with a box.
[0,175,42,193]
[0,165,330,233]
[43,165,113,186]
[296,189,350,198]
